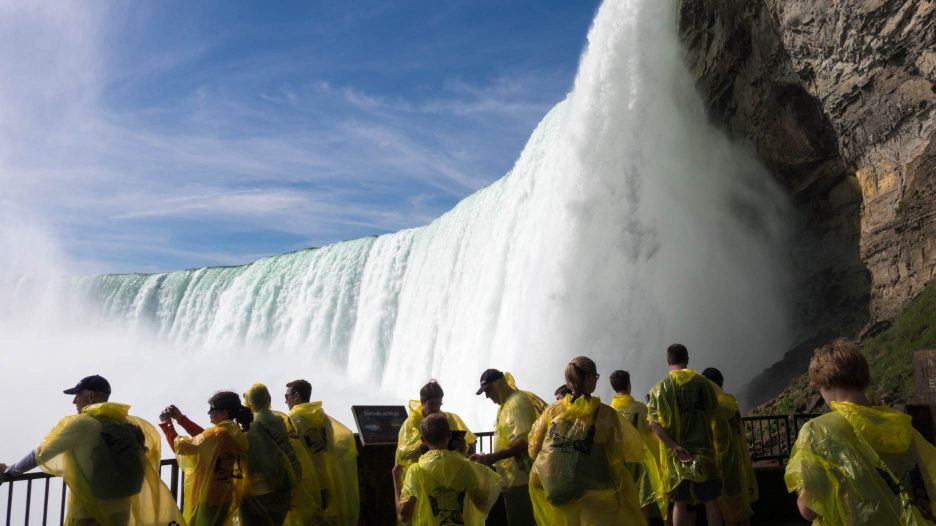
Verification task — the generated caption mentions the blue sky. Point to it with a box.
[0,1,601,274]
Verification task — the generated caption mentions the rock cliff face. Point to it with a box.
[677,0,935,406]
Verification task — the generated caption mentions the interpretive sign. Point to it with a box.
[351,405,408,446]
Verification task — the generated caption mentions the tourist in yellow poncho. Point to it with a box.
[285,379,360,526]
[160,391,252,526]
[470,368,547,526]
[647,343,723,526]
[701,368,757,526]
[609,369,666,520]
[785,338,936,525]
[241,383,321,526]
[1,375,184,526]
[528,356,657,525]
[393,413,502,525]
[396,380,477,469]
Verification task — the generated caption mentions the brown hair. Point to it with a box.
[609,370,630,393]
[419,413,451,447]
[667,343,689,365]
[286,379,312,402]
[209,391,253,431]
[419,380,444,402]
[808,338,870,392]
[565,356,598,396]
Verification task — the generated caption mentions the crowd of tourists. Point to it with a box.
[0,378,359,526]
[2,340,935,526]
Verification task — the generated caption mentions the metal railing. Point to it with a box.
[0,420,810,523]
[744,414,818,462]
[2,459,183,526]
[475,431,494,454]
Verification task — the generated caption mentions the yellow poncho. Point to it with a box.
[396,400,477,466]
[647,369,719,492]
[175,419,249,526]
[528,395,660,525]
[611,394,664,513]
[491,372,548,488]
[243,384,322,525]
[710,388,757,522]
[35,402,184,526]
[400,449,502,526]
[288,401,360,526]
[785,401,936,525]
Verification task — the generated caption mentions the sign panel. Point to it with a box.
[351,405,408,446]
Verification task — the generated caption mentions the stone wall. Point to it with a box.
[677,0,935,406]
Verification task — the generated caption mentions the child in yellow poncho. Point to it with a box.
[393,413,501,525]
[396,380,477,468]
[785,339,936,525]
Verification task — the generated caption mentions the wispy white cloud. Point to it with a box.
[0,1,578,274]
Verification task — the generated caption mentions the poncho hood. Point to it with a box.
[81,401,130,420]
[291,401,327,427]
[243,383,272,411]
[490,372,519,404]
[715,389,739,413]
[215,419,250,451]
[562,394,601,419]
[611,394,634,411]
[669,368,698,385]
[407,399,425,420]
[831,401,913,454]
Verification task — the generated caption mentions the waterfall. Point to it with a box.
[0,0,791,438]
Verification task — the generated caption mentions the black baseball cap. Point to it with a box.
[63,375,111,395]
[475,369,505,395]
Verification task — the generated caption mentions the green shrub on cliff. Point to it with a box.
[756,280,936,414]
[862,280,936,404]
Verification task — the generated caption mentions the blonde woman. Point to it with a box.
[529,356,658,525]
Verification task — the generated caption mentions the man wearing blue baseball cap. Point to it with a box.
[1,374,184,525]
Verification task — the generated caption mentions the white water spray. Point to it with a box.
[0,0,791,454]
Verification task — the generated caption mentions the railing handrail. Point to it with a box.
[0,419,813,523]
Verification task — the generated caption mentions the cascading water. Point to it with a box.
[0,0,791,450]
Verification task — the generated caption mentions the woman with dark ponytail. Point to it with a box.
[158,391,251,526]
[527,357,663,525]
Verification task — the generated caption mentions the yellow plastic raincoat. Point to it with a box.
[647,369,719,493]
[288,401,360,526]
[396,400,477,466]
[242,384,321,526]
[399,449,502,525]
[175,419,249,526]
[710,388,757,522]
[785,401,936,525]
[611,394,665,513]
[491,372,548,488]
[528,395,661,525]
[35,402,184,526]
